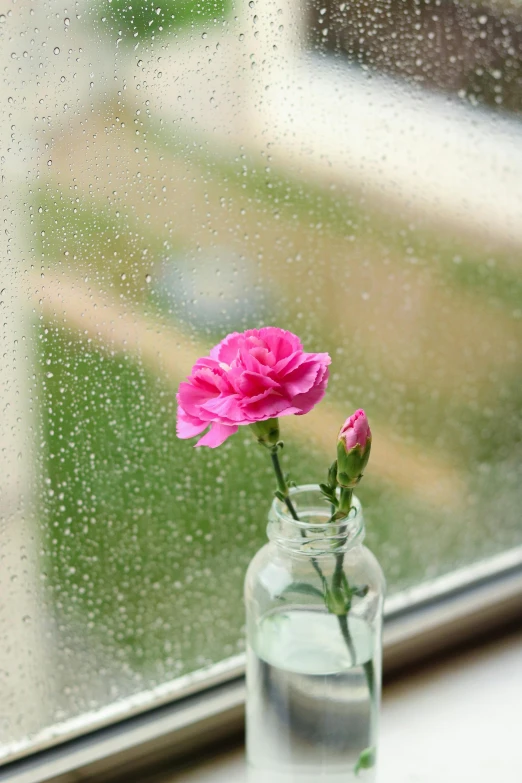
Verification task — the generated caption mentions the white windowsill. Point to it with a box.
[172,629,522,783]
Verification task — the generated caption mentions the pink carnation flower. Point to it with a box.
[176,327,331,448]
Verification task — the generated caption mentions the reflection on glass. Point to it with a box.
[0,0,521,762]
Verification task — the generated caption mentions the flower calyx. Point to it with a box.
[249,417,281,448]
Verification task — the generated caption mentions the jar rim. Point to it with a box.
[268,484,365,554]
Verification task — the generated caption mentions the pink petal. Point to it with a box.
[176,405,208,439]
[242,391,300,420]
[276,350,331,378]
[291,366,330,414]
[339,409,371,448]
[249,346,276,367]
[177,382,217,419]
[342,428,358,449]
[281,359,323,398]
[236,371,279,398]
[273,350,304,376]
[258,327,303,360]
[191,356,222,372]
[227,362,272,394]
[196,422,238,448]
[233,346,272,377]
[202,394,245,423]
[178,366,232,419]
[209,332,242,364]
[192,366,231,394]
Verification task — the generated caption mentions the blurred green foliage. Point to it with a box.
[99,0,231,41]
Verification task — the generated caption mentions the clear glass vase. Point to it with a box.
[244,485,385,783]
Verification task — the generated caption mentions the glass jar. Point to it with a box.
[244,484,385,783]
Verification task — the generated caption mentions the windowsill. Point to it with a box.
[170,628,522,783]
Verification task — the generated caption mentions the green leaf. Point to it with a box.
[351,585,369,599]
[274,490,286,502]
[319,483,336,503]
[279,582,325,600]
[354,746,376,775]
[328,460,338,488]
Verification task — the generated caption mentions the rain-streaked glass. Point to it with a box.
[1,0,521,763]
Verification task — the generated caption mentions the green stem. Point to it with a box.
[338,486,354,516]
[332,487,353,595]
[363,660,375,700]
[336,488,375,699]
[332,487,359,667]
[270,447,299,520]
[337,613,357,665]
[270,446,327,590]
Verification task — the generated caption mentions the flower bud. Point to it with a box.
[336,409,372,488]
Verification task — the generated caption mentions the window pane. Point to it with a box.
[1,0,521,761]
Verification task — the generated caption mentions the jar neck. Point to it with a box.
[267,484,365,556]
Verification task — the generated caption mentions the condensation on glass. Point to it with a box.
[0,0,521,764]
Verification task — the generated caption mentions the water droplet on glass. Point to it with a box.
[53,47,60,55]
[64,17,70,26]
[145,274,152,284]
